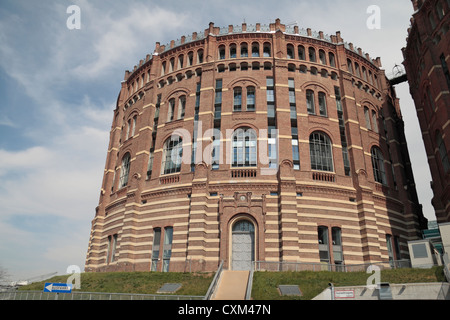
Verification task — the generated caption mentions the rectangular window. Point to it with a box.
[247,87,255,111]
[318,92,327,116]
[151,228,161,271]
[306,90,315,114]
[162,227,173,272]
[178,97,186,120]
[234,87,242,111]
[364,107,371,130]
[168,99,175,122]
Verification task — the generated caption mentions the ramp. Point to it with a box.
[212,270,249,300]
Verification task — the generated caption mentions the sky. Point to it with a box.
[0,0,435,282]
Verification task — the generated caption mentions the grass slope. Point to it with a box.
[18,266,445,300]
[20,272,214,296]
[251,266,446,300]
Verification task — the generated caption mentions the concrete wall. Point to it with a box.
[313,282,450,300]
[440,223,450,254]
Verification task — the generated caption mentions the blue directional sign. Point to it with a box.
[44,283,73,293]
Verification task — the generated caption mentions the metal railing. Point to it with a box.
[0,290,204,301]
[254,260,411,272]
[205,260,224,300]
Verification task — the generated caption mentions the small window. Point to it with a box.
[234,87,242,111]
[319,50,326,65]
[298,45,306,60]
[318,92,327,116]
[252,42,260,57]
[364,107,372,130]
[437,132,450,173]
[329,52,336,67]
[247,86,255,111]
[371,146,387,184]
[119,153,131,188]
[241,43,248,57]
[306,90,315,114]
[308,47,316,62]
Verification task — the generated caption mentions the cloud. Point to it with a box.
[70,2,189,79]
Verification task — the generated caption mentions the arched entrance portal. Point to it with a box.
[231,219,255,270]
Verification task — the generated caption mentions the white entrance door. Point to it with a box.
[232,220,255,270]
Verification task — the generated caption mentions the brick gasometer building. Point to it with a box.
[402,0,450,223]
[85,19,427,273]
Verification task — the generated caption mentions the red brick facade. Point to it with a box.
[402,0,450,223]
[85,19,426,273]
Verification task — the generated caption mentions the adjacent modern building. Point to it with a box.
[85,19,427,273]
[402,0,450,223]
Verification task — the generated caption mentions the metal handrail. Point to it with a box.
[245,263,254,300]
[205,260,224,300]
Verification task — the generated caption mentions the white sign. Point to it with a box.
[334,289,355,299]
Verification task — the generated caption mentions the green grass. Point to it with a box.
[251,266,446,300]
[18,266,446,300]
[19,271,214,296]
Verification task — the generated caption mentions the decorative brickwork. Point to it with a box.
[85,19,426,273]
[402,0,450,223]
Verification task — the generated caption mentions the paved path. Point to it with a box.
[212,270,249,300]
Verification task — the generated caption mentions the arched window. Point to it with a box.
[233,220,255,233]
[219,45,226,60]
[167,98,175,122]
[197,49,204,64]
[263,43,271,57]
[287,44,294,59]
[364,106,372,130]
[119,153,131,188]
[371,146,387,184]
[177,96,186,120]
[232,127,257,167]
[318,92,327,116]
[437,132,450,173]
[298,45,306,60]
[309,132,333,172]
[319,49,326,65]
[252,42,260,57]
[306,90,315,114]
[241,43,248,57]
[246,86,255,111]
[230,44,237,58]
[308,47,316,62]
[233,87,242,111]
[329,52,336,67]
[347,59,353,74]
[162,135,183,175]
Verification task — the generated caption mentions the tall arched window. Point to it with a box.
[162,136,183,175]
[263,43,271,57]
[232,127,257,167]
[241,43,248,57]
[298,45,306,60]
[119,153,131,188]
[309,47,316,62]
[247,86,255,111]
[309,132,333,172]
[318,92,327,116]
[437,132,450,173]
[306,90,315,114]
[371,146,387,184]
[252,42,260,57]
[329,52,336,67]
[233,87,242,111]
